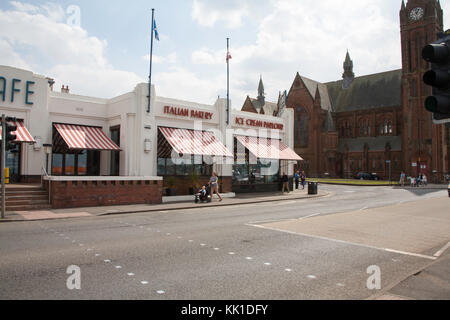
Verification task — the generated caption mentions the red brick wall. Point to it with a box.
[47,179,163,209]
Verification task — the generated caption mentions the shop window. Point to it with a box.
[157,156,212,177]
[52,154,63,176]
[51,151,100,176]
[78,152,87,176]
[65,154,75,176]
[157,158,166,176]
[110,126,120,176]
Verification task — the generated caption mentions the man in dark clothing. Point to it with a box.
[294,171,300,190]
[281,172,290,194]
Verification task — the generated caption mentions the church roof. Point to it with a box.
[299,75,333,111]
[326,69,402,113]
[250,98,278,115]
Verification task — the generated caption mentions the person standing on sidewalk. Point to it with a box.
[300,171,307,190]
[294,171,300,190]
[210,172,223,202]
[400,172,406,187]
[281,172,290,194]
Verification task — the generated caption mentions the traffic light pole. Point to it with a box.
[1,114,6,219]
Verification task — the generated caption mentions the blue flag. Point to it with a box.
[154,20,160,41]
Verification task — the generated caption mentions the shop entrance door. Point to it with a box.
[6,144,21,183]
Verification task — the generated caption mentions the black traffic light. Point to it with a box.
[5,117,17,151]
[422,31,450,123]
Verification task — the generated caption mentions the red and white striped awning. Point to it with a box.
[159,127,233,157]
[0,120,35,143]
[236,135,303,161]
[54,123,120,151]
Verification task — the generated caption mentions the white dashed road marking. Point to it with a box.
[434,242,450,257]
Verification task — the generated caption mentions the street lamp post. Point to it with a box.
[43,144,52,174]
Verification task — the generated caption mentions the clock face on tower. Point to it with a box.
[410,7,424,21]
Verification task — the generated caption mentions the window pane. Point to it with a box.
[52,154,63,175]
[166,158,175,175]
[157,158,166,176]
[78,152,87,176]
[65,154,75,176]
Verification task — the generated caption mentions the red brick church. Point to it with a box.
[244,0,449,182]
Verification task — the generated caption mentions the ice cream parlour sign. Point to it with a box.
[235,117,284,131]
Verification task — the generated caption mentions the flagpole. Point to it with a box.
[148,8,155,113]
[226,38,230,125]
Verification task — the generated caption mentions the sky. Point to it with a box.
[0,0,449,109]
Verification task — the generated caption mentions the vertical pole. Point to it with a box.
[1,114,6,219]
[226,38,230,125]
[418,119,421,177]
[147,8,155,113]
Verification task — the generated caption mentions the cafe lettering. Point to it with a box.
[235,117,284,131]
[0,76,35,105]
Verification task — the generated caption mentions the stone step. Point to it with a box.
[5,189,48,196]
[3,199,50,206]
[6,204,52,212]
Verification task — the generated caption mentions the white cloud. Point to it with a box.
[142,52,178,64]
[190,0,405,107]
[191,0,249,28]
[0,2,144,98]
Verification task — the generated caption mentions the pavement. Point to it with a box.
[374,250,450,300]
[0,187,329,222]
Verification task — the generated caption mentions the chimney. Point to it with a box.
[61,85,70,94]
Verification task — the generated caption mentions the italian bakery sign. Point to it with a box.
[235,117,284,131]
[163,105,214,120]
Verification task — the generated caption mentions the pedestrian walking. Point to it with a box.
[300,171,307,190]
[209,172,223,202]
[400,172,406,187]
[281,172,290,194]
[410,177,415,188]
[294,171,300,190]
[422,174,427,186]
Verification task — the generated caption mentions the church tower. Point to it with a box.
[257,76,265,106]
[342,50,355,89]
[400,0,445,179]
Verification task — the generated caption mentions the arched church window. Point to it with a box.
[388,122,393,135]
[295,107,309,147]
[384,120,388,135]
[300,114,309,147]
[364,120,368,136]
